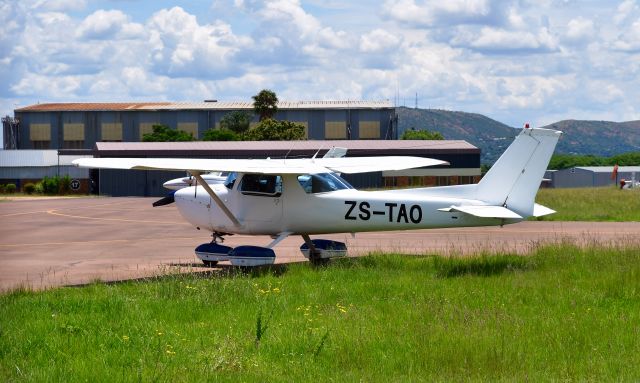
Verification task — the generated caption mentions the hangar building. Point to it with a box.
[7,101,398,150]
[545,166,640,188]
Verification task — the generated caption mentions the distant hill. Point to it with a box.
[539,120,640,157]
[396,107,518,164]
[396,107,640,164]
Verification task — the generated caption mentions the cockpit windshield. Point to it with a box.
[224,172,237,189]
[297,173,353,194]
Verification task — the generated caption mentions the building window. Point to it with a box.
[139,123,158,140]
[178,122,198,139]
[30,123,51,149]
[359,121,380,139]
[325,121,346,139]
[63,123,85,149]
[101,122,123,141]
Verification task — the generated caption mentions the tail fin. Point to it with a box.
[476,128,561,217]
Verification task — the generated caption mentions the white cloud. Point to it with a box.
[384,0,500,27]
[614,0,638,25]
[146,7,252,77]
[33,0,86,12]
[360,29,401,53]
[613,19,640,51]
[76,10,144,40]
[565,17,595,42]
[494,75,574,109]
[452,26,559,53]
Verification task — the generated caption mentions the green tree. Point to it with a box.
[252,89,278,121]
[244,119,306,141]
[401,129,444,140]
[202,128,239,141]
[220,110,252,135]
[547,152,640,170]
[142,124,196,142]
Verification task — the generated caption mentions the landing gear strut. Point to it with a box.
[211,231,230,244]
[301,234,329,266]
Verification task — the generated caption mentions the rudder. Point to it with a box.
[476,128,561,217]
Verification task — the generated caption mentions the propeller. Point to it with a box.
[152,191,176,207]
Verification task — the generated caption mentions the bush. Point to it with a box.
[23,183,36,194]
[34,182,44,194]
[202,128,239,141]
[59,175,71,194]
[5,183,16,193]
[0,184,5,194]
[42,176,59,195]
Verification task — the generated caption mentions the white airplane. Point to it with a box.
[73,127,561,267]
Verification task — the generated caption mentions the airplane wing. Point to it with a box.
[311,156,448,174]
[72,156,448,174]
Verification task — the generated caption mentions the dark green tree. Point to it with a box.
[401,128,444,140]
[252,89,278,121]
[244,119,306,141]
[219,110,252,135]
[142,124,195,142]
[202,128,240,141]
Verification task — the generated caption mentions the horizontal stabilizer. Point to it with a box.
[438,205,523,219]
[532,203,556,217]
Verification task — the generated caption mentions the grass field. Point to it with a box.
[2,242,640,381]
[535,187,640,221]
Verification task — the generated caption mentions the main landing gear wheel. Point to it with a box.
[300,235,347,266]
[202,260,218,267]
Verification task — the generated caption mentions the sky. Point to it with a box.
[1,0,639,140]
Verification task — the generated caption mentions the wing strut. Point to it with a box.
[191,171,241,228]
[267,232,292,248]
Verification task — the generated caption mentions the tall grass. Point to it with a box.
[2,243,640,381]
[535,187,640,221]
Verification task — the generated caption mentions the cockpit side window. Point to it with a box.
[239,174,283,197]
[297,173,353,194]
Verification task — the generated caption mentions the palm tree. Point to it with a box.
[252,89,278,121]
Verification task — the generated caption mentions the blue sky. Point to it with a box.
[1,0,639,139]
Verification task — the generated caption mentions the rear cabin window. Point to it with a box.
[297,173,353,194]
[239,174,282,197]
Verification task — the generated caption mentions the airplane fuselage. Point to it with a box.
[174,173,516,236]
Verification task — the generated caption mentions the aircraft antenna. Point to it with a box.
[311,144,324,160]
[284,140,297,162]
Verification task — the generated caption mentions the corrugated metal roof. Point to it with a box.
[15,102,172,112]
[94,139,476,152]
[16,100,393,112]
[0,150,92,167]
[576,166,640,173]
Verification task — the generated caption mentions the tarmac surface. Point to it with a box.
[2,196,640,291]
